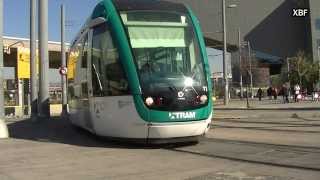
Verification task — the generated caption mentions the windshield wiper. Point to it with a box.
[92,64,103,92]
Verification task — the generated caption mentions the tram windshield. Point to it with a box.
[121,11,208,110]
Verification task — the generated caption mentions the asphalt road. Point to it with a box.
[0,109,319,180]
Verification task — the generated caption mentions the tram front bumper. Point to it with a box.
[147,117,211,139]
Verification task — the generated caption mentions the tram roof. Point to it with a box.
[112,0,188,13]
[71,0,189,47]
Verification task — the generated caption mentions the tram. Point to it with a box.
[67,0,213,143]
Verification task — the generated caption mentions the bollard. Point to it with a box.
[0,119,9,138]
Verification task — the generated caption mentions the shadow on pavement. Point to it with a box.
[6,117,157,149]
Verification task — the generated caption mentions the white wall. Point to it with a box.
[206,47,232,78]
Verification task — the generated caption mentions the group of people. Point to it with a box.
[263,85,289,103]
[256,84,319,103]
[256,85,291,103]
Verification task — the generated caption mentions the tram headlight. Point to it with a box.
[184,77,194,87]
[200,95,208,104]
[145,97,154,106]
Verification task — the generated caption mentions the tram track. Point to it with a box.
[202,138,320,154]
[165,137,320,172]
[211,124,320,134]
[211,117,320,133]
[168,148,320,172]
[213,118,320,126]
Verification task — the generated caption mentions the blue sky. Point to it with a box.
[4,0,101,42]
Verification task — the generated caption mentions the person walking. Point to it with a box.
[313,89,319,102]
[257,88,263,101]
[294,84,300,102]
[273,87,278,100]
[267,87,272,100]
[282,85,289,103]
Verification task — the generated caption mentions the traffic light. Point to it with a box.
[23,79,30,94]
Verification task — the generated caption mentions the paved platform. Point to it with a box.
[214,107,320,120]
[0,114,320,180]
[214,98,320,110]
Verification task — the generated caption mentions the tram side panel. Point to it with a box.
[89,96,149,139]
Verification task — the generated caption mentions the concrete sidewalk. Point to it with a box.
[2,117,320,180]
[214,98,320,110]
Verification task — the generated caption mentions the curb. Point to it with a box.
[0,119,9,139]
[213,116,245,119]
[214,107,320,110]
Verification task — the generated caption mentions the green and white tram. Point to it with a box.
[67,0,213,143]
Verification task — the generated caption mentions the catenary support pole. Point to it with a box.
[318,46,320,90]
[238,28,243,99]
[287,57,291,98]
[248,41,253,99]
[0,0,9,138]
[222,0,229,105]
[60,4,68,118]
[38,0,50,119]
[30,0,38,121]
[0,0,3,119]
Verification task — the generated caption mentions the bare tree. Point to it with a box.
[291,51,310,86]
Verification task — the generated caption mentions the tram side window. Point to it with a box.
[74,40,85,99]
[81,34,89,99]
[68,42,82,101]
[91,23,129,96]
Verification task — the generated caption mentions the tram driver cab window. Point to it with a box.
[91,23,129,96]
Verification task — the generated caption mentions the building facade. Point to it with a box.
[169,0,318,62]
[309,0,320,62]
[2,36,69,116]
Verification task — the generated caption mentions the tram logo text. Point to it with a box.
[169,112,196,120]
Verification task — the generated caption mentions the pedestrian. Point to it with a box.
[294,84,300,102]
[273,87,278,100]
[279,87,284,98]
[313,91,320,101]
[257,88,263,101]
[267,87,272,100]
[282,85,289,103]
[302,88,307,101]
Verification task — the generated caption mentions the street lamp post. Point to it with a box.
[30,0,37,121]
[317,46,320,90]
[218,0,237,105]
[246,70,250,108]
[60,4,68,118]
[222,0,229,105]
[38,0,50,119]
[0,0,9,138]
[238,28,243,99]
[248,41,253,98]
[0,0,4,120]
[287,57,291,98]
[241,41,253,98]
